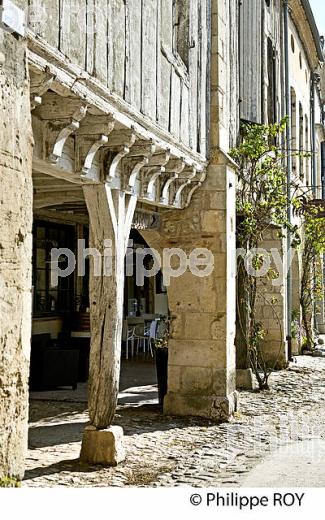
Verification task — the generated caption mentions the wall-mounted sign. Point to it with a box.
[132,209,160,230]
[0,0,25,37]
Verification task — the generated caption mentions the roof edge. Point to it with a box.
[300,0,324,62]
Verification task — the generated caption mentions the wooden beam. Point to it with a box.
[82,184,137,429]
[33,192,85,209]
[34,208,89,225]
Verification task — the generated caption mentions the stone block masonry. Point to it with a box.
[0,28,33,480]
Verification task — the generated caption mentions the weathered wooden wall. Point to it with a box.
[25,0,209,156]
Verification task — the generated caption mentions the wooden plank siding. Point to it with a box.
[141,0,157,118]
[26,0,209,157]
[60,0,87,69]
[28,0,61,49]
[94,0,109,84]
[125,0,142,109]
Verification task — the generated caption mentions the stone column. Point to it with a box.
[143,155,238,421]
[0,30,33,480]
[167,163,237,419]
[315,256,325,335]
[291,248,302,354]
[256,228,288,368]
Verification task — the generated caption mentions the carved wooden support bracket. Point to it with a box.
[77,118,116,180]
[49,105,88,164]
[85,137,108,172]
[184,169,207,207]
[30,95,42,111]
[80,134,109,179]
[144,150,171,201]
[145,166,165,201]
[128,142,156,193]
[173,166,197,208]
[30,69,57,111]
[106,132,137,185]
[160,159,186,205]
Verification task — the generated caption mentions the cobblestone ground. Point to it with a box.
[24,356,325,487]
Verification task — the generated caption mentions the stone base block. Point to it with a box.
[236,369,258,390]
[260,341,288,369]
[163,391,238,421]
[80,425,125,466]
[291,338,300,356]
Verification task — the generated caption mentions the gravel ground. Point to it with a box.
[24,356,325,487]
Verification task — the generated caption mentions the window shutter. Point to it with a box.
[239,0,263,123]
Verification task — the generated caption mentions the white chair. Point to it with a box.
[147,319,159,356]
[134,319,160,357]
[122,320,136,360]
[134,322,151,356]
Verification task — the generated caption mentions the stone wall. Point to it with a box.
[0,29,33,480]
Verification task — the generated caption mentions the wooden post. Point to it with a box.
[82,184,137,429]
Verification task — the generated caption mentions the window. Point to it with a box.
[239,0,263,123]
[299,103,304,180]
[173,0,190,68]
[290,88,297,175]
[32,221,75,316]
[267,38,277,124]
[305,115,310,186]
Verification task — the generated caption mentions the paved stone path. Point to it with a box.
[24,356,325,487]
[242,439,325,487]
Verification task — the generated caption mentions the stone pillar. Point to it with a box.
[143,156,238,421]
[315,255,325,335]
[235,255,256,390]
[256,228,288,368]
[167,165,237,419]
[0,30,33,480]
[291,249,302,354]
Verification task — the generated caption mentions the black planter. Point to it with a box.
[155,347,168,406]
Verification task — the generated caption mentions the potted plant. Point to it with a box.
[154,316,170,406]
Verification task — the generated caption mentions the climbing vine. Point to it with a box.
[230,118,305,389]
[296,202,325,350]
